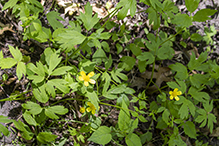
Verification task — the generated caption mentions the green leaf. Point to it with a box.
[51,66,72,76]
[33,84,49,103]
[188,51,208,71]
[208,113,217,133]
[120,56,136,71]
[105,54,112,70]
[118,100,130,131]
[0,50,3,59]
[172,14,192,27]
[22,101,42,115]
[140,131,152,144]
[2,0,18,10]
[169,63,188,80]
[9,45,22,62]
[116,0,136,20]
[16,62,26,80]
[111,68,128,83]
[0,115,13,123]
[45,105,68,119]
[130,43,142,56]
[56,30,86,50]
[101,41,110,52]
[48,53,62,75]
[191,33,203,42]
[185,0,200,13]
[93,48,107,65]
[137,52,155,64]
[77,2,99,31]
[86,91,99,110]
[146,7,160,30]
[37,132,58,144]
[125,133,142,146]
[88,126,112,145]
[162,109,170,124]
[116,43,123,54]
[193,9,217,22]
[46,11,64,30]
[0,58,17,69]
[189,74,210,88]
[13,120,34,140]
[23,111,37,126]
[188,87,210,103]
[49,79,69,94]
[0,124,9,136]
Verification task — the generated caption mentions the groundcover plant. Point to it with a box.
[0,0,219,145]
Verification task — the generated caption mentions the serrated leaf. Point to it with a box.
[16,62,26,80]
[57,30,86,50]
[33,84,49,103]
[125,133,142,146]
[189,74,210,88]
[172,13,192,27]
[22,101,42,115]
[169,63,188,80]
[2,0,18,10]
[46,11,64,30]
[146,7,160,30]
[208,113,217,133]
[188,87,210,103]
[116,0,136,20]
[8,45,22,62]
[193,9,217,22]
[185,0,200,13]
[49,79,69,94]
[183,121,196,139]
[137,52,155,64]
[0,58,17,69]
[77,2,99,31]
[45,106,68,119]
[120,56,136,71]
[28,75,44,83]
[37,132,58,144]
[188,51,208,71]
[23,111,37,126]
[48,53,62,75]
[51,66,72,76]
[88,126,112,145]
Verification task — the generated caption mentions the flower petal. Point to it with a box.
[175,96,179,101]
[84,81,89,86]
[177,91,182,95]
[174,88,178,92]
[170,96,173,100]
[80,71,86,77]
[86,107,91,112]
[89,79,96,84]
[88,71,94,77]
[80,107,85,113]
[169,91,173,95]
[87,102,92,106]
[91,109,96,115]
[79,76,84,81]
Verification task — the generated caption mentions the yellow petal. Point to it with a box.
[177,91,182,95]
[169,91,173,95]
[89,79,96,84]
[79,76,84,81]
[86,107,91,112]
[84,81,89,86]
[88,71,94,77]
[170,96,173,100]
[80,71,86,77]
[175,96,179,101]
[174,88,178,92]
[80,107,85,113]
[91,109,96,115]
[87,102,92,106]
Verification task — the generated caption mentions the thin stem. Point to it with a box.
[146,61,156,90]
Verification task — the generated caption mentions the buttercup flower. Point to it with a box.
[80,107,85,113]
[169,88,182,101]
[79,71,96,87]
[86,102,96,115]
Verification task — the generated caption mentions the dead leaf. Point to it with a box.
[0,24,15,35]
[210,127,219,137]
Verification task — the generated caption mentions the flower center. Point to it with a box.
[84,76,90,82]
[172,91,177,97]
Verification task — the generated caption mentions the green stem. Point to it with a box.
[146,61,156,90]
[101,8,119,29]
[0,90,32,102]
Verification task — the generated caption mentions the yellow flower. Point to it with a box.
[169,88,182,101]
[86,102,96,115]
[80,107,85,113]
[79,71,96,87]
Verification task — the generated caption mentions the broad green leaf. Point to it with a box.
[0,51,3,59]
[37,132,58,144]
[77,2,99,31]
[162,109,170,124]
[157,46,174,60]
[28,75,44,83]
[172,14,192,27]
[57,30,86,50]
[92,48,107,65]
[48,53,62,75]
[45,106,68,119]
[23,112,37,126]
[22,101,42,115]
[46,11,64,30]
[33,84,49,103]
[13,120,34,140]
[51,66,72,76]
[49,79,69,94]
[86,91,99,110]
[105,54,112,70]
[2,0,18,10]
[169,127,187,146]
[185,0,200,13]
[125,133,142,146]
[140,131,152,144]
[118,100,130,131]
[111,68,128,83]
[9,45,22,62]
[88,126,112,145]
[137,52,155,64]
[208,113,217,133]
[188,87,210,103]
[169,63,188,80]
[108,84,126,94]
[193,9,217,22]
[116,43,123,54]
[203,100,213,113]
[120,56,136,71]
[101,41,110,52]
[191,33,203,42]
[0,124,9,136]
[146,7,160,30]
[188,51,208,71]
[189,74,210,88]
[0,58,17,69]
[16,62,26,80]
[117,0,136,20]
[130,43,142,56]
[0,115,13,123]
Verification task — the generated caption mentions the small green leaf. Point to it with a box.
[188,87,210,103]
[2,0,18,10]
[191,33,203,42]
[172,14,192,27]
[116,43,123,54]
[0,124,9,136]
[137,52,155,64]
[16,62,26,80]
[32,84,49,103]
[130,43,142,56]
[185,0,200,13]
[146,7,160,30]
[23,111,37,126]
[88,126,112,145]
[8,45,22,62]
[22,101,42,115]
[188,51,208,71]
[193,9,217,22]
[86,91,99,110]
[162,109,170,124]
[46,11,64,30]
[0,58,17,69]
[45,105,68,119]
[169,63,188,80]
[116,0,136,20]
[51,66,72,76]
[93,48,107,65]
[37,132,58,144]
[125,133,142,146]
[118,100,130,131]
[120,56,136,71]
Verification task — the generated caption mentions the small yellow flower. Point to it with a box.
[79,71,96,87]
[80,107,85,113]
[86,102,96,115]
[169,88,182,101]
